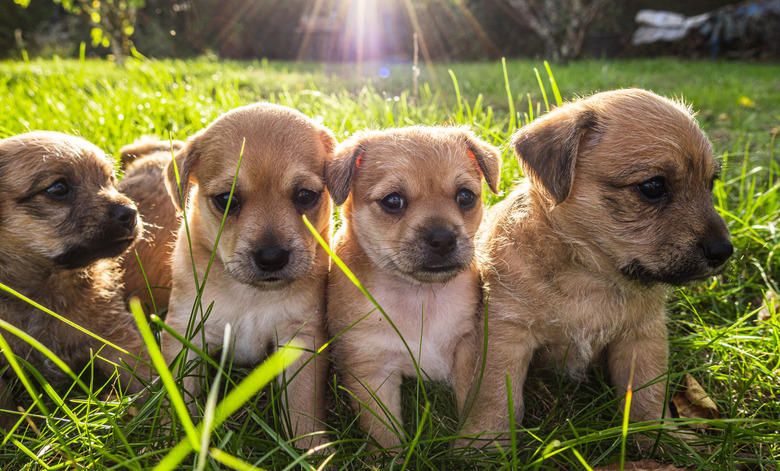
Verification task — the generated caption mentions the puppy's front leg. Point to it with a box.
[276,329,329,449]
[461,323,537,448]
[607,321,671,424]
[343,360,404,451]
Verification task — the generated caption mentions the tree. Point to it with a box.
[492,0,611,63]
[14,0,144,61]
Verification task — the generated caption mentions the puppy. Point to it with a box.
[325,126,501,450]
[161,103,336,448]
[0,131,149,428]
[119,136,184,311]
[461,89,733,446]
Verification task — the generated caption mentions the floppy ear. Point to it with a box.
[512,109,598,205]
[164,134,202,212]
[325,138,364,206]
[463,132,502,194]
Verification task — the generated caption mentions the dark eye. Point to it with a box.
[456,188,476,208]
[213,192,240,213]
[379,193,406,213]
[637,177,667,200]
[45,180,71,199]
[294,189,319,208]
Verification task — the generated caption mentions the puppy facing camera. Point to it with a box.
[160,103,336,449]
[461,89,733,447]
[325,126,501,450]
[0,131,150,429]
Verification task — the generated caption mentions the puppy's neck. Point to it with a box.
[0,258,120,310]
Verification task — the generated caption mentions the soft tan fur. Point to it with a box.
[325,126,501,450]
[119,136,184,312]
[460,89,733,446]
[160,103,336,449]
[0,131,150,429]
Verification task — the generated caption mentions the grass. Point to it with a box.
[0,56,779,469]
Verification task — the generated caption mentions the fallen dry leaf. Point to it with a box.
[672,373,721,430]
[594,460,687,471]
[757,291,778,323]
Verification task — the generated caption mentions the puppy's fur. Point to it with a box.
[161,103,336,448]
[0,131,149,428]
[325,126,501,450]
[119,137,184,311]
[461,89,733,445]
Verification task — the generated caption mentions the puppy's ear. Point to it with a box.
[318,126,337,157]
[512,109,599,205]
[164,135,201,212]
[463,132,502,194]
[325,139,364,206]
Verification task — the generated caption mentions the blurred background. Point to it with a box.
[3,0,779,63]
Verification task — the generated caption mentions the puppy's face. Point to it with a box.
[327,127,501,283]
[165,103,335,290]
[0,131,140,270]
[514,89,733,285]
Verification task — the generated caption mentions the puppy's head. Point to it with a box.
[0,131,140,271]
[164,103,336,290]
[513,89,733,285]
[326,126,501,283]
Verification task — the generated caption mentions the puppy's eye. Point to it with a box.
[45,180,71,199]
[294,189,319,208]
[636,177,667,200]
[213,192,241,213]
[379,193,406,213]
[456,188,477,209]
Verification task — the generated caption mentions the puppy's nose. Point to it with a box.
[425,228,457,257]
[701,239,733,267]
[254,247,290,272]
[109,203,138,230]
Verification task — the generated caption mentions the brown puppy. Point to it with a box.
[325,126,501,451]
[161,103,336,448]
[119,137,184,312]
[0,131,149,428]
[461,89,733,446]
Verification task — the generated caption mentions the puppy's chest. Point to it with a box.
[178,279,319,363]
[532,279,664,378]
[360,273,478,378]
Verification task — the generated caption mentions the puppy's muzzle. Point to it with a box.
[254,246,290,273]
[54,201,139,269]
[425,228,457,258]
[108,202,139,235]
[700,237,733,268]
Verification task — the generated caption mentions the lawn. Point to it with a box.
[0,57,778,470]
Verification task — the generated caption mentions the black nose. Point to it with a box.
[701,239,733,267]
[109,203,138,230]
[254,246,290,272]
[425,228,457,257]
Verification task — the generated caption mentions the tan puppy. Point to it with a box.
[0,131,149,428]
[161,103,336,448]
[119,137,183,311]
[325,126,501,450]
[461,89,733,446]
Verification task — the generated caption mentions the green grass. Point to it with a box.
[0,56,779,469]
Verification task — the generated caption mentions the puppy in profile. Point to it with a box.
[325,126,501,450]
[0,131,149,428]
[462,89,733,446]
[161,103,336,448]
[119,136,184,311]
